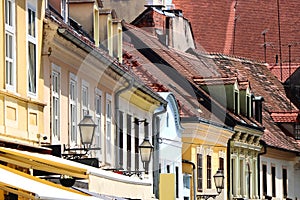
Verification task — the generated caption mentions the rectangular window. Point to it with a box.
[81,81,89,117]
[61,0,68,22]
[118,111,124,168]
[271,166,276,197]
[207,155,212,189]
[197,154,203,192]
[52,69,60,142]
[69,74,77,144]
[166,165,170,173]
[5,0,15,91]
[262,164,267,196]
[127,114,132,171]
[134,118,139,171]
[234,91,239,114]
[95,89,102,160]
[27,1,37,96]
[175,166,179,198]
[219,157,224,171]
[246,95,251,117]
[106,95,112,163]
[282,168,287,198]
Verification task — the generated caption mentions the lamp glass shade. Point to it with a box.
[139,138,153,163]
[213,169,225,194]
[78,115,97,146]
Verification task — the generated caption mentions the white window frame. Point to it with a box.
[5,0,16,92]
[69,73,77,145]
[81,80,89,117]
[27,0,38,97]
[106,94,112,163]
[95,88,102,161]
[61,0,68,23]
[51,64,61,144]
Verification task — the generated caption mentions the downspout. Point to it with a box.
[182,159,196,200]
[227,138,232,200]
[153,105,167,198]
[114,78,134,168]
[257,140,267,199]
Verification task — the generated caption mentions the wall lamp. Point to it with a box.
[198,169,225,200]
[63,115,101,159]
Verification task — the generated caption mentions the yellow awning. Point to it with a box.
[0,147,89,179]
[0,164,101,200]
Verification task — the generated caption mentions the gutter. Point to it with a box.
[182,159,196,200]
[152,105,167,198]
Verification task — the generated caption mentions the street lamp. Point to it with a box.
[213,169,225,194]
[199,169,225,200]
[139,137,154,173]
[78,115,97,147]
[63,114,100,159]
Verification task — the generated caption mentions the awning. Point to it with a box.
[0,147,89,179]
[0,164,101,200]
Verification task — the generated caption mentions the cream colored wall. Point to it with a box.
[0,0,45,145]
[89,173,153,200]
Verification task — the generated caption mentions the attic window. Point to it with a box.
[234,91,239,114]
[246,95,251,118]
[294,123,300,140]
[252,96,264,123]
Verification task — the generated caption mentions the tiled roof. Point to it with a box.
[202,53,300,152]
[172,0,300,66]
[270,111,299,123]
[123,22,300,152]
[122,42,201,118]
[268,64,300,83]
[123,22,262,130]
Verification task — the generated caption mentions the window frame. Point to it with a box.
[282,168,287,198]
[27,0,38,97]
[81,80,89,117]
[197,153,203,192]
[106,94,112,163]
[51,64,61,144]
[207,155,212,189]
[271,166,276,197]
[69,73,77,145]
[95,88,102,160]
[5,0,16,92]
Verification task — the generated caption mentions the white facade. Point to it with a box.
[260,149,300,200]
[157,92,184,199]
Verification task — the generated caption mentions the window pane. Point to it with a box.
[28,42,36,93]
[28,9,36,37]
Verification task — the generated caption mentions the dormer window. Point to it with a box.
[61,0,68,22]
[252,96,264,123]
[246,95,251,118]
[234,90,239,114]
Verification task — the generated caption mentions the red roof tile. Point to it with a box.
[270,111,299,123]
[172,0,300,66]
[268,64,300,82]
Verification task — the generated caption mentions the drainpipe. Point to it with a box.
[227,138,232,200]
[257,140,267,199]
[153,105,167,198]
[182,159,196,200]
[114,78,134,168]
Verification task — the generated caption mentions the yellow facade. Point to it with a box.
[0,0,46,146]
[159,174,175,200]
[182,121,233,200]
